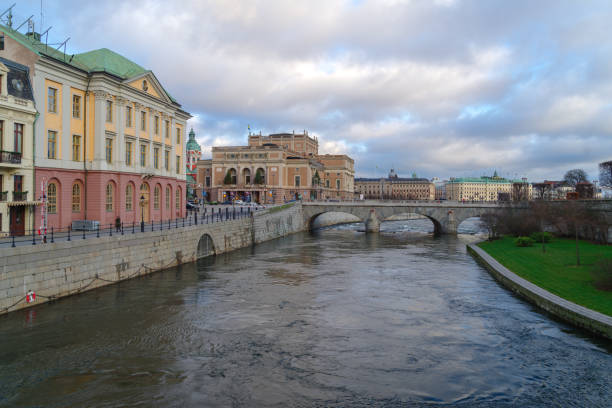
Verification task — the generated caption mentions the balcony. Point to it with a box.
[12,191,28,201]
[0,191,7,202]
[0,151,22,165]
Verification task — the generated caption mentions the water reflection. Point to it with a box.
[0,218,610,407]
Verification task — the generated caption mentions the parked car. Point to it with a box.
[234,200,245,205]
[221,200,232,205]
[186,202,197,211]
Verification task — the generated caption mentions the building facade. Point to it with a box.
[197,132,354,203]
[355,169,435,200]
[0,24,190,231]
[446,172,532,201]
[0,57,38,236]
[185,128,202,200]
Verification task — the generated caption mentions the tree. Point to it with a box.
[224,170,233,185]
[254,169,264,184]
[599,160,612,188]
[563,169,588,187]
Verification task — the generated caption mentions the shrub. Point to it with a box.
[530,231,553,243]
[591,258,612,291]
[515,236,534,247]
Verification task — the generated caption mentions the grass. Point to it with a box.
[268,202,294,213]
[478,236,612,316]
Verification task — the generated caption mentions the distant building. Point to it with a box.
[431,178,447,200]
[354,169,435,200]
[196,131,354,203]
[532,180,572,200]
[185,129,202,199]
[446,171,532,201]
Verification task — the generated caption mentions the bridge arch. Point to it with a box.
[197,233,216,259]
[381,212,443,235]
[307,211,362,230]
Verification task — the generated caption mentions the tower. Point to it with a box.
[186,128,202,198]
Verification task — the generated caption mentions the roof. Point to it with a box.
[356,177,431,183]
[186,128,202,151]
[447,176,525,184]
[0,24,179,104]
[72,48,146,79]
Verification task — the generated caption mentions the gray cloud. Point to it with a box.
[27,0,612,181]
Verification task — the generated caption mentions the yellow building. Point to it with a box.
[445,172,532,201]
[0,57,38,236]
[0,23,190,230]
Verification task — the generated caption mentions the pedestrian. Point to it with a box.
[115,216,121,232]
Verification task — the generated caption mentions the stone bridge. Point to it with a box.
[302,201,524,235]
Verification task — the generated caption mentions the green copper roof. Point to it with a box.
[73,48,147,79]
[447,176,526,184]
[0,24,179,104]
[186,128,202,151]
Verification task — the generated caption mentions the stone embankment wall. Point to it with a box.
[468,244,612,340]
[0,203,304,315]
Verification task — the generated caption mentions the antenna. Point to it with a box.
[56,37,70,60]
[0,3,16,22]
[16,15,34,31]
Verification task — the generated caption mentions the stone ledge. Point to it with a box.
[467,243,612,340]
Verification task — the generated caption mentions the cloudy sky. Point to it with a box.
[12,0,612,180]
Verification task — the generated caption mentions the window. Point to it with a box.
[105,138,113,163]
[0,121,3,150]
[126,184,133,211]
[176,189,180,210]
[47,183,57,213]
[154,147,159,169]
[337,179,341,190]
[141,111,147,131]
[47,130,57,159]
[154,186,160,209]
[164,150,169,170]
[326,180,330,188]
[72,135,81,161]
[72,183,81,212]
[205,176,211,187]
[72,95,81,118]
[165,120,169,139]
[105,183,114,212]
[165,186,170,209]
[48,87,57,113]
[0,35,4,50]
[106,100,113,122]
[140,144,147,167]
[176,127,181,144]
[126,106,132,127]
[125,141,132,165]
[14,123,23,154]
[295,176,301,187]
[154,116,159,134]
[176,155,180,174]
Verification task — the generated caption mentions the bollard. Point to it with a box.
[151,219,154,231]
[121,222,124,235]
[109,223,112,237]
[132,221,135,234]
[83,227,86,239]
[32,231,36,245]
[68,226,71,241]
[51,227,54,243]
[97,224,100,238]
[189,216,192,226]
[183,217,185,227]
[195,213,198,225]
[226,208,229,220]
[11,234,15,248]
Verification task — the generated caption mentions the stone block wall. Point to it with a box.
[0,203,304,315]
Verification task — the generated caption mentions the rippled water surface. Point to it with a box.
[1,219,611,407]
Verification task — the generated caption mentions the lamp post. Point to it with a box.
[140,195,145,232]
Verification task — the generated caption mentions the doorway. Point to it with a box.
[10,206,25,236]
[140,183,150,222]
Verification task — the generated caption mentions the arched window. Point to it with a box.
[47,183,57,214]
[165,186,170,209]
[175,188,181,210]
[126,184,133,211]
[71,183,81,212]
[106,183,114,212]
[154,186,160,210]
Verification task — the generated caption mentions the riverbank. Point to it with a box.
[468,238,612,339]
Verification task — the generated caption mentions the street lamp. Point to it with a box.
[140,194,145,232]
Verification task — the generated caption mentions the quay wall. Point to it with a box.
[467,244,612,340]
[0,203,304,315]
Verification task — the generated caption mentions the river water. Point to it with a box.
[1,219,610,407]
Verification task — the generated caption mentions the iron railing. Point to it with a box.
[12,191,28,201]
[0,151,22,164]
[0,191,7,202]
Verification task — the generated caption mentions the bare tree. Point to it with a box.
[599,160,612,188]
[563,169,588,187]
[532,183,550,200]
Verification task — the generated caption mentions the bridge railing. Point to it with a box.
[0,205,269,249]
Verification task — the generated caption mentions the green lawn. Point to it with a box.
[478,237,612,316]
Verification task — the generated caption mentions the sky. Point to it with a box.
[9,0,612,181]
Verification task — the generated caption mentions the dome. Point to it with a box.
[186,128,202,152]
